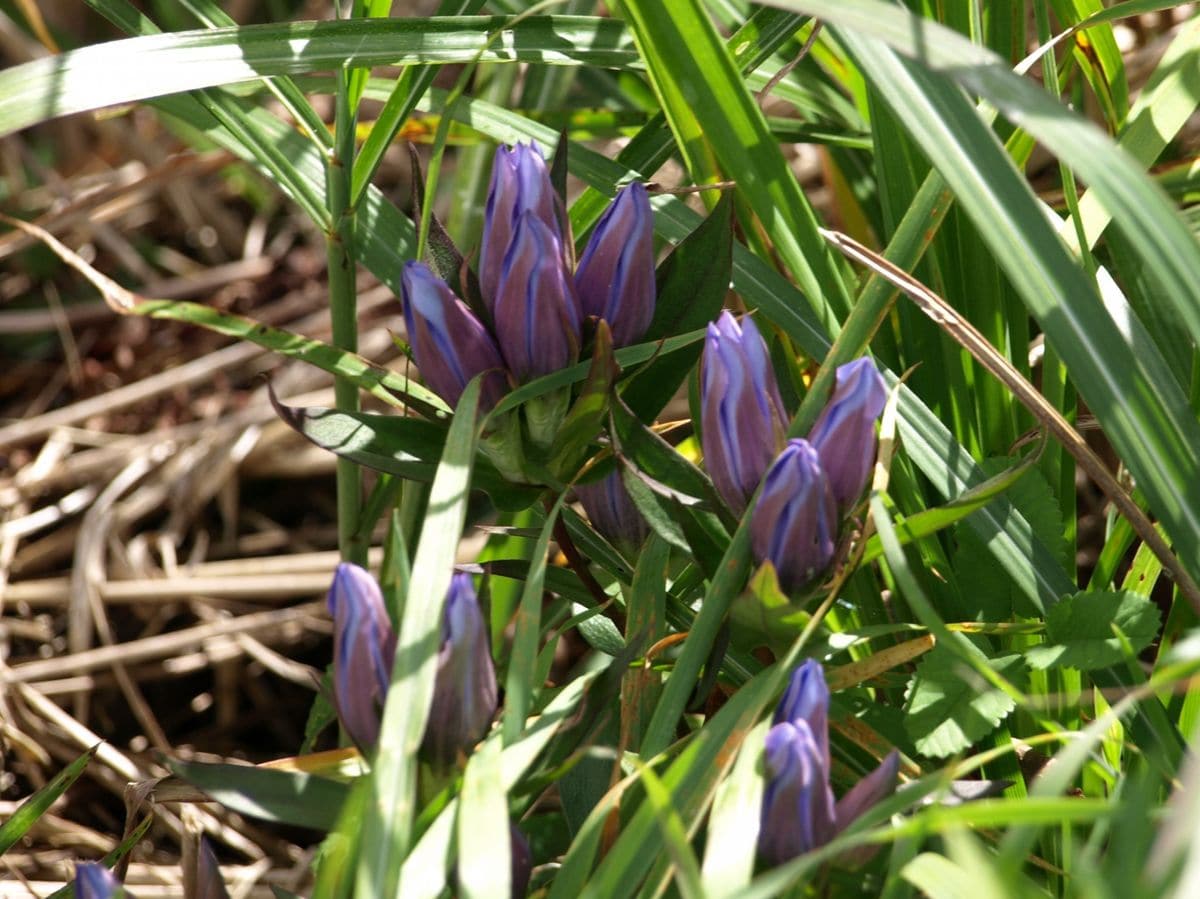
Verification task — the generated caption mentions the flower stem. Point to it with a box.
[327,65,366,566]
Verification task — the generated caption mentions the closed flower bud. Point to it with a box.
[701,312,789,515]
[807,358,888,511]
[401,261,508,411]
[575,469,648,552]
[773,658,829,763]
[574,182,656,347]
[750,439,837,594]
[194,839,231,899]
[421,573,498,769]
[76,863,124,899]
[759,720,836,865]
[760,660,899,867]
[493,212,583,382]
[327,563,396,751]
[480,143,562,309]
[510,823,533,898]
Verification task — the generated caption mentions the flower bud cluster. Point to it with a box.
[700,311,887,593]
[325,563,496,769]
[759,660,899,864]
[402,143,655,416]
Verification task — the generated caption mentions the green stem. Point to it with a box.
[328,65,366,565]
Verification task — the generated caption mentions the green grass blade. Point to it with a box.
[357,377,486,897]
[503,494,567,745]
[457,736,510,899]
[617,0,853,329]
[0,745,97,855]
[0,16,638,137]
[401,674,596,899]
[833,30,1200,588]
[770,0,1200,375]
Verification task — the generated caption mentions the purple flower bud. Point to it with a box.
[195,839,231,899]
[421,574,498,769]
[327,563,396,750]
[773,659,830,766]
[493,212,582,382]
[510,823,533,898]
[807,358,888,511]
[700,312,789,515]
[401,262,508,411]
[835,750,901,836]
[759,720,836,865]
[480,143,562,310]
[575,469,648,552]
[76,863,124,899]
[751,439,837,593]
[574,182,656,347]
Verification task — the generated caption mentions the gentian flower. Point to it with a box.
[401,261,509,411]
[327,562,396,750]
[808,358,888,511]
[492,211,582,383]
[480,142,563,310]
[574,182,656,347]
[760,660,900,866]
[575,468,648,552]
[700,312,788,515]
[420,573,499,769]
[76,863,126,899]
[750,439,837,593]
[326,565,497,763]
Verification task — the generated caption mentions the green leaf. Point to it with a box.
[400,674,594,899]
[860,445,1048,566]
[457,737,510,899]
[904,649,1025,758]
[1026,591,1163,671]
[618,0,853,329]
[951,458,1068,620]
[550,321,618,480]
[166,758,349,831]
[609,395,719,509]
[268,399,538,512]
[503,494,567,744]
[623,190,734,423]
[0,17,639,137]
[359,376,486,896]
[0,745,97,855]
[770,0,1200,587]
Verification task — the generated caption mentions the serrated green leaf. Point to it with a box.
[904,649,1025,758]
[952,458,1068,620]
[1026,591,1162,671]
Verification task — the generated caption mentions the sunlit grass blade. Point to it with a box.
[357,376,486,897]
[401,674,597,899]
[770,0,1200,377]
[0,16,640,137]
[829,30,1200,589]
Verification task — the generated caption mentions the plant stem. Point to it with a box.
[328,65,366,565]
